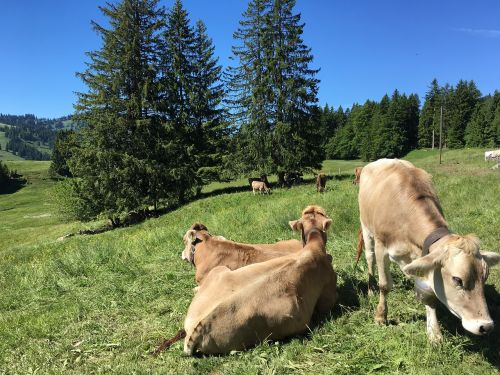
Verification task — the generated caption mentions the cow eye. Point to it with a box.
[452,276,463,287]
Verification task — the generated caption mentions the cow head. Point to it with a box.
[404,234,500,335]
[289,205,332,247]
[181,223,209,262]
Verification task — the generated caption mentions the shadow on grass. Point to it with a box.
[0,177,26,195]
[199,184,252,198]
[68,173,356,237]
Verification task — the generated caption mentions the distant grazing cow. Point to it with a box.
[352,167,363,185]
[248,174,269,187]
[182,206,337,355]
[181,223,302,284]
[484,150,500,161]
[316,173,327,192]
[251,180,270,194]
[358,159,500,341]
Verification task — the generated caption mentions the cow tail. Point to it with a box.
[354,227,364,269]
[153,329,186,356]
[184,319,206,356]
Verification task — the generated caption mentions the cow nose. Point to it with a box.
[479,321,494,334]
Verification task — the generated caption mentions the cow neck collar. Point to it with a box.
[422,227,451,255]
[190,236,205,266]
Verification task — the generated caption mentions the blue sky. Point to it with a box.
[1,0,499,118]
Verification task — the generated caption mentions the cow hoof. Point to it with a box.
[427,330,443,343]
[192,286,200,294]
[374,314,387,325]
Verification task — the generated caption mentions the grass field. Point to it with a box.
[0,149,499,374]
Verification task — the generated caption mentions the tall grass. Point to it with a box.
[0,149,498,374]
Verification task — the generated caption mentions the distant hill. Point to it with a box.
[0,113,76,161]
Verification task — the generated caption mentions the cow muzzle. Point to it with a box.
[462,319,494,335]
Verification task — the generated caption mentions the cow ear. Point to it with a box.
[481,251,500,268]
[323,218,332,231]
[289,220,302,232]
[187,230,197,242]
[403,251,443,277]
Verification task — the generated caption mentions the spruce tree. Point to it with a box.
[267,0,322,182]
[465,96,493,147]
[227,0,322,181]
[156,0,200,200]
[354,100,377,161]
[446,80,481,148]
[226,0,273,175]
[418,79,441,148]
[68,0,169,223]
[50,130,78,177]
[191,20,227,183]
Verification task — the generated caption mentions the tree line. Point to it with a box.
[0,114,64,160]
[321,79,499,161]
[4,137,51,161]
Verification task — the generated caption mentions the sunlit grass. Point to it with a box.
[0,149,498,373]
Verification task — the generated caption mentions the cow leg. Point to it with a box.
[425,305,443,342]
[374,237,392,325]
[361,224,376,294]
[253,188,256,195]
[415,280,442,342]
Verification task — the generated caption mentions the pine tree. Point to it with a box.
[227,0,322,181]
[354,100,377,161]
[50,130,78,177]
[267,0,322,182]
[370,94,394,159]
[418,79,441,148]
[465,96,493,147]
[326,105,358,160]
[67,0,168,223]
[226,0,273,175]
[446,80,481,148]
[405,94,420,151]
[191,20,227,183]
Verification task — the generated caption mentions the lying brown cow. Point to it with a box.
[352,166,363,185]
[182,223,302,284]
[316,173,327,192]
[251,180,270,194]
[183,206,337,355]
[358,159,500,341]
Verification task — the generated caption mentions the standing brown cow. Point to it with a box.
[358,158,499,341]
[251,180,270,194]
[316,173,327,192]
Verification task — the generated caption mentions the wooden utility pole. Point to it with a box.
[439,105,443,164]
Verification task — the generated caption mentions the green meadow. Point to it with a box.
[0,149,498,374]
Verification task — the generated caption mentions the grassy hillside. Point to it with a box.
[0,149,499,374]
[0,131,24,161]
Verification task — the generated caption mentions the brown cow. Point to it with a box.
[316,173,327,192]
[181,224,303,284]
[358,159,500,341]
[182,206,337,355]
[251,180,271,194]
[352,167,363,185]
